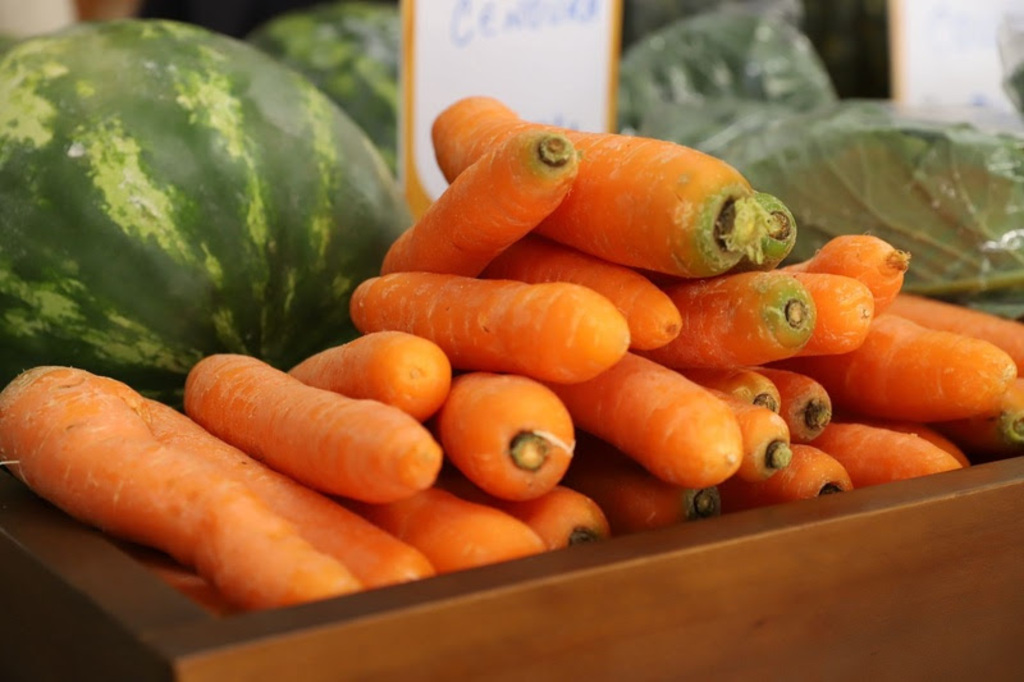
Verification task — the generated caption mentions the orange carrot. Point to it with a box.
[850,417,971,468]
[349,272,631,384]
[886,293,1024,375]
[931,377,1024,462]
[786,272,875,356]
[438,475,610,549]
[345,487,547,574]
[710,389,794,482]
[641,270,817,368]
[184,354,443,504]
[753,367,833,444]
[480,235,682,350]
[718,444,853,513]
[0,366,362,610]
[288,331,452,422]
[431,95,778,278]
[144,399,436,588]
[436,372,575,501]
[680,367,782,413]
[564,433,721,535]
[811,421,963,487]
[544,352,744,489]
[381,129,578,277]
[771,314,1018,422]
[783,234,910,313]
[730,192,798,272]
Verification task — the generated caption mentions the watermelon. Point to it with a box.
[0,19,411,405]
[246,2,400,173]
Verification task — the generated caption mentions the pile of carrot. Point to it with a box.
[1,96,1022,614]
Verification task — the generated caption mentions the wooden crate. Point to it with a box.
[1,456,1022,682]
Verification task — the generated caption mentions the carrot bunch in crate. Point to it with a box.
[2,96,1023,615]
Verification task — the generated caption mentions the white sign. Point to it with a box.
[399,0,622,217]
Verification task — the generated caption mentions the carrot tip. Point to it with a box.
[804,399,832,432]
[717,195,772,265]
[818,482,846,495]
[687,487,722,520]
[509,431,551,472]
[765,441,793,471]
[535,133,575,169]
[567,526,604,545]
[753,392,780,414]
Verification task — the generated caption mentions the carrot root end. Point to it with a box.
[686,487,722,521]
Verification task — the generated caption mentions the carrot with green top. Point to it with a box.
[145,398,436,588]
[811,421,963,487]
[564,432,721,535]
[710,389,793,482]
[431,95,777,278]
[184,354,443,504]
[481,235,682,350]
[783,234,910,313]
[718,444,853,513]
[772,314,1017,422]
[932,377,1024,462]
[680,367,781,413]
[544,353,744,489]
[438,475,611,549]
[787,272,875,356]
[436,372,575,501]
[381,129,578,277]
[0,366,363,611]
[345,487,547,574]
[753,367,833,444]
[349,272,631,384]
[886,293,1024,374]
[289,331,452,422]
[640,270,817,368]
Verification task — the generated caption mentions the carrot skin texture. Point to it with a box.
[718,444,853,513]
[783,234,910,314]
[544,353,744,489]
[436,372,575,501]
[288,331,452,422]
[753,367,833,444]
[431,95,771,278]
[381,129,579,277]
[811,421,963,487]
[772,314,1017,422]
[481,235,683,350]
[0,366,362,610]
[349,272,631,384]
[642,271,817,368]
[851,417,971,468]
[145,399,436,588]
[184,354,443,503]
[346,487,547,574]
[886,293,1024,375]
[786,272,875,356]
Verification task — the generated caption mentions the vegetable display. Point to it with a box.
[2,90,1022,616]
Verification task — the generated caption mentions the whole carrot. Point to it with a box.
[772,314,1017,422]
[381,129,578,277]
[932,377,1024,462]
[641,270,817,368]
[184,354,443,503]
[564,433,721,535]
[0,366,363,611]
[145,399,436,588]
[436,372,575,501]
[349,272,631,384]
[481,235,682,350]
[345,487,547,574]
[544,353,744,489]
[886,293,1024,375]
[438,475,611,549]
[710,389,794,482]
[680,367,782,413]
[432,95,777,278]
[811,421,963,487]
[787,272,875,356]
[288,331,452,422]
[783,234,910,313]
[718,444,853,513]
[753,367,833,444]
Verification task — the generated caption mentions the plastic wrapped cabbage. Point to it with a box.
[621,0,804,49]
[617,8,836,133]
[999,13,1024,115]
[703,101,1024,318]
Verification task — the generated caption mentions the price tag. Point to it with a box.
[399,0,623,218]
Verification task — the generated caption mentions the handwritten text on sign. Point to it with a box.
[400,0,622,217]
